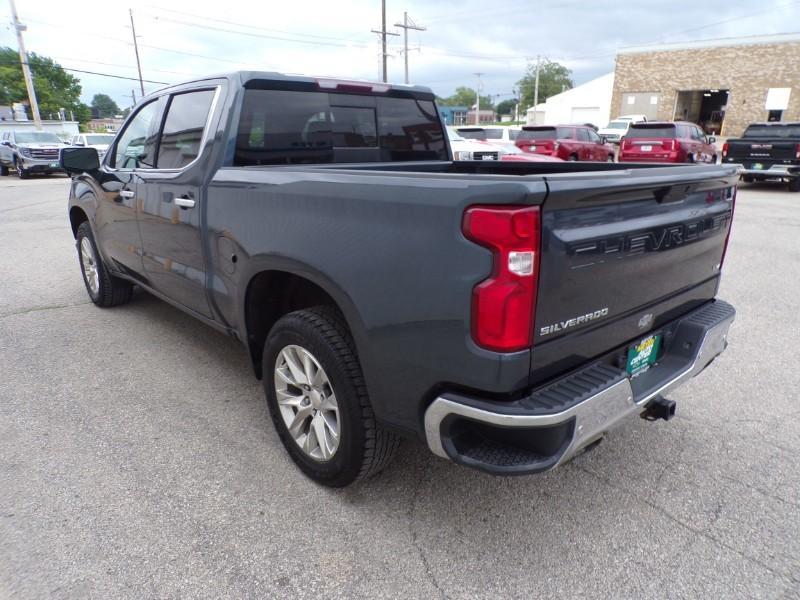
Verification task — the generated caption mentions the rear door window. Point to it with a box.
[576,128,591,141]
[556,127,575,139]
[157,89,216,169]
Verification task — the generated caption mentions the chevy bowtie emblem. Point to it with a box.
[638,313,654,330]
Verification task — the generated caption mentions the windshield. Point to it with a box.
[626,125,676,139]
[517,128,556,140]
[447,128,465,141]
[85,135,114,145]
[14,132,63,144]
[605,121,628,130]
[743,125,800,138]
[457,128,488,140]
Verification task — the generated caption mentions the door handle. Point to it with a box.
[174,195,196,209]
[119,190,135,199]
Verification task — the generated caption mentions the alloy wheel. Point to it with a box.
[274,344,340,461]
[80,237,100,295]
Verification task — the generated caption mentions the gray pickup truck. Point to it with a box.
[61,72,737,487]
[0,130,67,178]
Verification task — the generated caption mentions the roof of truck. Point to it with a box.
[149,71,434,99]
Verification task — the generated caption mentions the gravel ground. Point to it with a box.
[1,175,798,599]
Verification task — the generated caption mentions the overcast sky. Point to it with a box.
[0,0,797,111]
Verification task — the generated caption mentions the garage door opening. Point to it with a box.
[674,89,729,135]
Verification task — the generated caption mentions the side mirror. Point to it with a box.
[600,136,607,144]
[60,147,100,174]
[708,136,716,144]
[1,140,10,146]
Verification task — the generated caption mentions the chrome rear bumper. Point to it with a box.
[424,299,735,475]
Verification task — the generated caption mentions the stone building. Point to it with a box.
[611,33,800,136]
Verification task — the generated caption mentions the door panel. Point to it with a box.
[138,88,217,318]
[94,99,161,277]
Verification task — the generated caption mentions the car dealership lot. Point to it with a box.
[1,176,798,598]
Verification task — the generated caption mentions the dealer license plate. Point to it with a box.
[641,145,652,152]
[752,163,763,170]
[530,145,537,151]
[626,334,661,377]
[50,162,59,168]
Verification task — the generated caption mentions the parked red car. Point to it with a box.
[515,125,616,161]
[618,121,718,163]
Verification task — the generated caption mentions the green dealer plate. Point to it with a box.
[626,334,661,377]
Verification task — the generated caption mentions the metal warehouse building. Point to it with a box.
[611,33,800,137]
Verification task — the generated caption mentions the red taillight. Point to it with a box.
[462,205,541,352]
[722,142,729,158]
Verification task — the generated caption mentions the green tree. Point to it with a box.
[495,99,517,116]
[90,93,120,118]
[516,59,573,110]
[438,86,494,110]
[0,47,89,123]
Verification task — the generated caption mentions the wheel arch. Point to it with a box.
[242,266,364,380]
[69,205,89,238]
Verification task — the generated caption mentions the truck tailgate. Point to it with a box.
[727,138,796,162]
[532,165,736,374]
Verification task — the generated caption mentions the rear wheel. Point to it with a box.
[0,164,7,176]
[75,221,133,307]
[788,178,800,192]
[607,154,615,162]
[263,307,401,487]
[568,154,578,161]
[741,175,754,183]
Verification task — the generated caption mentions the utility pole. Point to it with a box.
[371,0,399,83]
[129,9,145,97]
[394,12,425,84]
[474,73,483,125]
[8,0,41,129]
[533,55,541,118]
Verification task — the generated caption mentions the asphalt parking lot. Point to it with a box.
[1,175,799,599]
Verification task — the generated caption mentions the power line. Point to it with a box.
[141,5,373,44]
[150,14,371,49]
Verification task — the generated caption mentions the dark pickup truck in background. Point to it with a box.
[61,71,737,487]
[723,122,800,190]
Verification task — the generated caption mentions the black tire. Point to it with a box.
[263,307,401,487]
[0,164,8,176]
[607,154,615,162]
[741,175,754,183]
[687,154,695,164]
[568,154,578,161]
[15,159,27,179]
[75,221,133,307]
[788,178,800,192]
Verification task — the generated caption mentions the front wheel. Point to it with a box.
[607,154,615,162]
[263,307,400,487]
[15,159,27,179]
[788,178,800,192]
[568,154,578,161]
[741,175,754,183]
[75,222,133,307]
[0,164,8,176]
